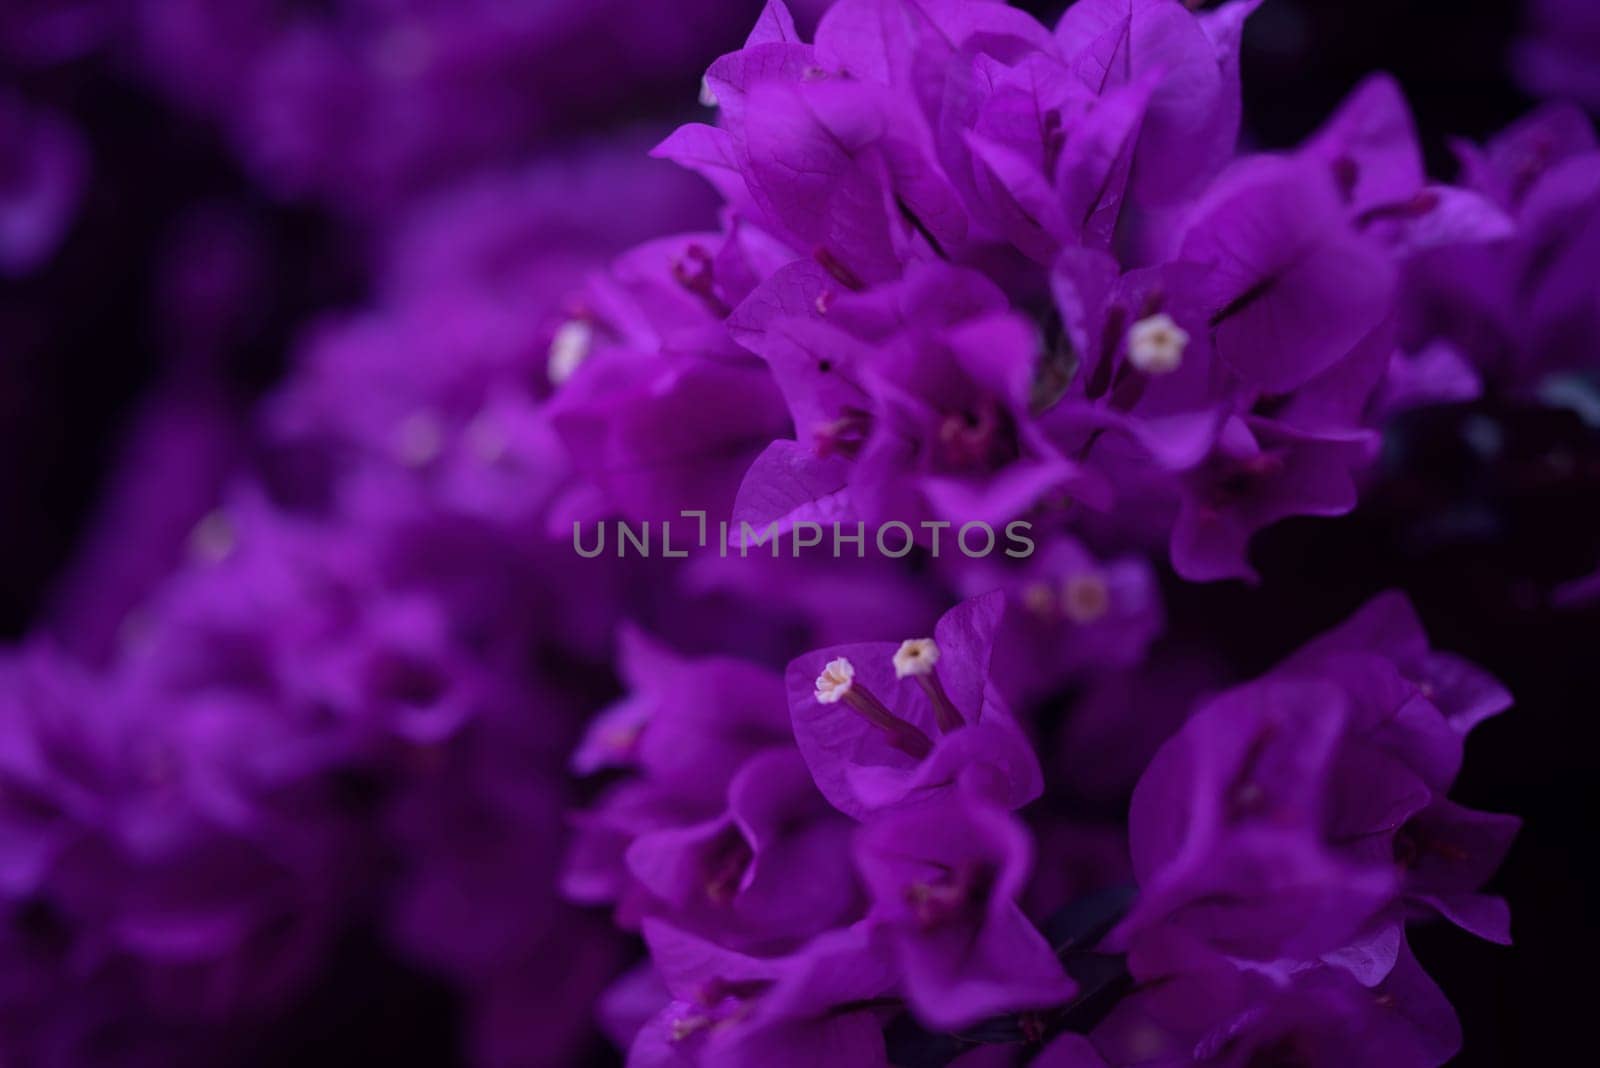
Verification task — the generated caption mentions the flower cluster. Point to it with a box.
[1092,593,1516,1067]
[556,0,1512,583]
[5,0,1591,1064]
[569,590,1512,1067]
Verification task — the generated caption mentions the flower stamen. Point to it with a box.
[1062,573,1110,624]
[548,319,593,385]
[188,510,237,564]
[1127,313,1189,376]
[893,639,964,733]
[814,657,934,757]
[814,407,871,459]
[397,410,444,467]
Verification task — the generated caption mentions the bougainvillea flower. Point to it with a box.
[734,261,1102,533]
[1045,254,1235,473]
[628,920,895,1067]
[1176,156,1396,396]
[1055,0,1260,208]
[1301,75,1514,260]
[623,747,860,950]
[1406,104,1600,389]
[787,593,1042,819]
[855,787,1075,1028]
[1386,799,1520,945]
[1278,590,1512,773]
[1170,415,1379,583]
[546,232,793,525]
[1119,677,1399,961]
[573,627,791,803]
[1121,593,1515,974]
[1089,930,1461,1068]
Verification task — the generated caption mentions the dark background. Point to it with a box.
[3,1,1588,1064]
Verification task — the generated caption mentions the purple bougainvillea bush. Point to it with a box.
[5,0,1596,1065]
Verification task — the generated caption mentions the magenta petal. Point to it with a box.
[1033,1033,1112,1068]
[747,0,802,47]
[733,441,858,541]
[1304,73,1425,214]
[1180,157,1397,394]
[898,901,1075,1029]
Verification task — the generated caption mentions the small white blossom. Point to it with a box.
[814,657,857,704]
[188,510,236,564]
[397,410,444,467]
[1062,573,1111,624]
[547,320,594,385]
[892,638,941,679]
[1127,313,1189,376]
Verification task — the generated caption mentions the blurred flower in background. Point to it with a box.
[129,0,765,220]
[0,91,87,277]
[1515,0,1600,112]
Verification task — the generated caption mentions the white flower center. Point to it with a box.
[699,77,719,108]
[547,320,594,385]
[1127,313,1189,376]
[465,410,507,464]
[1022,582,1056,617]
[375,24,433,80]
[814,657,856,704]
[397,410,444,467]
[892,638,941,679]
[188,510,236,563]
[1062,573,1111,624]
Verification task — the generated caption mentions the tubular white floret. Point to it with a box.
[893,639,965,734]
[189,510,237,563]
[547,320,593,385]
[893,638,941,679]
[1127,313,1189,375]
[815,654,934,757]
[1062,573,1111,624]
[814,657,856,704]
[397,410,444,467]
